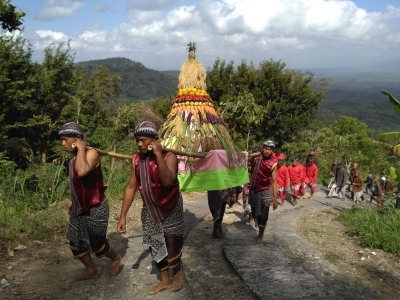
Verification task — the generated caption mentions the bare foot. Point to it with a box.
[171,269,183,291]
[256,235,263,244]
[73,270,99,281]
[107,254,121,277]
[148,281,171,295]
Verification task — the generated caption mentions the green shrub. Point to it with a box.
[339,206,400,254]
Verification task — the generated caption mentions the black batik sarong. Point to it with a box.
[142,196,184,265]
[250,188,272,227]
[67,199,111,258]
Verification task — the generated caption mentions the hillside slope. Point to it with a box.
[75,57,179,104]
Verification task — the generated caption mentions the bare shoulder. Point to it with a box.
[86,148,100,166]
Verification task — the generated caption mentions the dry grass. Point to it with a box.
[300,209,400,297]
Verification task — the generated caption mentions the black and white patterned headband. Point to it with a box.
[59,122,86,142]
[134,121,158,138]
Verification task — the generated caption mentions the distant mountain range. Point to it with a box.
[316,70,400,132]
[75,57,400,132]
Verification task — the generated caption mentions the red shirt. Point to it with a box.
[276,165,289,188]
[251,154,277,192]
[272,153,285,160]
[288,164,304,185]
[305,163,318,184]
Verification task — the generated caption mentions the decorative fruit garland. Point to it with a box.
[159,42,240,160]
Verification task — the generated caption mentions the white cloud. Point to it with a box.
[127,10,165,24]
[26,0,400,70]
[37,0,85,20]
[35,30,69,40]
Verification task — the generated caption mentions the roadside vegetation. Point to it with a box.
[339,205,400,254]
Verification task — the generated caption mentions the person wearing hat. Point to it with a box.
[306,148,319,166]
[59,122,121,281]
[302,157,318,200]
[288,157,304,205]
[327,161,347,200]
[117,121,184,294]
[276,159,289,207]
[249,140,278,244]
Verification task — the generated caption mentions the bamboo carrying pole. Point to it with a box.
[72,143,257,159]
[95,147,207,159]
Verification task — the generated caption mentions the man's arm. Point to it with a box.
[314,166,318,183]
[117,165,138,234]
[150,140,177,187]
[271,166,278,210]
[74,140,99,177]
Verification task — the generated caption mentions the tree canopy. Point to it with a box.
[206,58,326,147]
[0,0,25,32]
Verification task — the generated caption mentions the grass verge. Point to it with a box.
[339,206,400,254]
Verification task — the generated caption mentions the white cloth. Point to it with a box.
[328,183,346,198]
[353,191,363,201]
[327,176,335,189]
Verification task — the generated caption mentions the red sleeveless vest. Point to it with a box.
[72,152,107,213]
[253,154,277,192]
[133,152,180,218]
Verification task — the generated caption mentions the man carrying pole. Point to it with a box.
[117,121,184,295]
[249,140,278,244]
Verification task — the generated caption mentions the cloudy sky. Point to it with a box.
[10,0,400,71]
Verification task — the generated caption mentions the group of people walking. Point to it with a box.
[327,160,394,206]
[59,120,322,295]
[210,145,319,245]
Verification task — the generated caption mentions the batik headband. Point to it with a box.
[134,121,158,138]
[59,122,86,142]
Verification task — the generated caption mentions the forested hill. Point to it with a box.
[316,70,400,133]
[75,58,400,132]
[75,57,179,103]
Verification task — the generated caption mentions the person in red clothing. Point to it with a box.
[249,140,278,244]
[117,121,184,294]
[59,122,121,282]
[303,158,318,200]
[288,158,304,206]
[276,159,289,207]
[272,148,284,160]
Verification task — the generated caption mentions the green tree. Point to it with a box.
[207,58,326,145]
[61,65,122,137]
[150,93,175,119]
[0,33,37,164]
[217,92,266,149]
[375,91,400,155]
[32,41,85,162]
[0,0,25,32]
